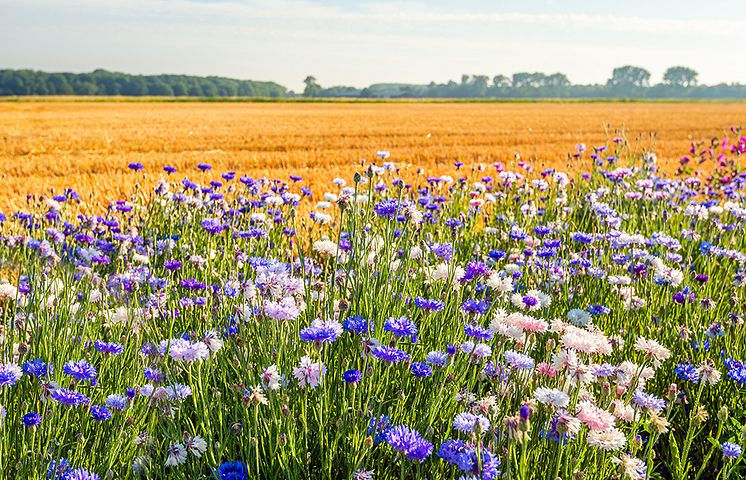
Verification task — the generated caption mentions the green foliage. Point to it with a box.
[0,69,288,98]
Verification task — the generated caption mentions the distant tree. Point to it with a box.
[471,75,489,97]
[511,72,532,89]
[545,73,570,88]
[303,76,322,97]
[607,65,651,88]
[492,75,510,89]
[663,66,698,88]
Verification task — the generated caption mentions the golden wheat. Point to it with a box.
[1,101,744,210]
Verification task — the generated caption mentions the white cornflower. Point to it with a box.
[533,387,570,408]
[165,443,187,467]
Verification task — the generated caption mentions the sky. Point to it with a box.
[1,0,745,92]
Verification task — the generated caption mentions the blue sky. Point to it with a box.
[1,0,744,91]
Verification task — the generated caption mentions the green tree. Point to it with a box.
[663,66,698,88]
[607,65,651,88]
[303,76,322,97]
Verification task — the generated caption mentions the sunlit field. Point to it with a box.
[1,100,746,479]
[1,100,745,210]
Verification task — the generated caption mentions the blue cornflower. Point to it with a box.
[368,416,392,445]
[342,369,363,384]
[632,390,666,413]
[592,363,616,378]
[67,468,100,480]
[373,199,401,219]
[22,412,42,427]
[571,232,594,244]
[371,345,411,363]
[127,162,144,171]
[63,360,97,383]
[488,249,506,261]
[438,439,501,480]
[674,363,700,383]
[425,351,448,367]
[299,325,339,344]
[464,323,493,341]
[90,405,112,421]
[23,358,49,378]
[410,362,433,378]
[0,363,20,387]
[414,297,444,312]
[105,394,128,411]
[587,304,610,315]
[343,315,372,335]
[50,388,91,407]
[197,163,212,171]
[692,339,711,352]
[461,299,490,315]
[94,340,124,355]
[144,367,165,383]
[430,242,453,261]
[47,458,72,478]
[384,316,418,342]
[384,425,433,462]
[217,461,248,480]
[723,442,742,459]
[201,218,227,234]
[504,350,535,370]
[725,358,746,384]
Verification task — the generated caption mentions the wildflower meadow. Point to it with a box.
[1,135,746,480]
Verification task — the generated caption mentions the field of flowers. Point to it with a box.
[0,133,746,479]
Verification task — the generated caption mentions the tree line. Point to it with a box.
[304,66,746,99]
[0,69,288,97]
[2,66,746,99]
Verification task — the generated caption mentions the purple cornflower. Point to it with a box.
[384,316,418,341]
[414,297,444,312]
[430,242,453,261]
[63,360,97,383]
[201,218,227,234]
[371,345,411,364]
[94,340,124,355]
[373,199,401,219]
[632,390,666,413]
[51,388,91,407]
[164,260,182,271]
[90,405,112,421]
[461,299,490,315]
[384,425,433,462]
[461,261,490,282]
[464,323,493,341]
[504,350,535,370]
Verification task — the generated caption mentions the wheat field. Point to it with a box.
[1,100,745,210]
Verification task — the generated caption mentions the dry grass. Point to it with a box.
[1,101,744,210]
